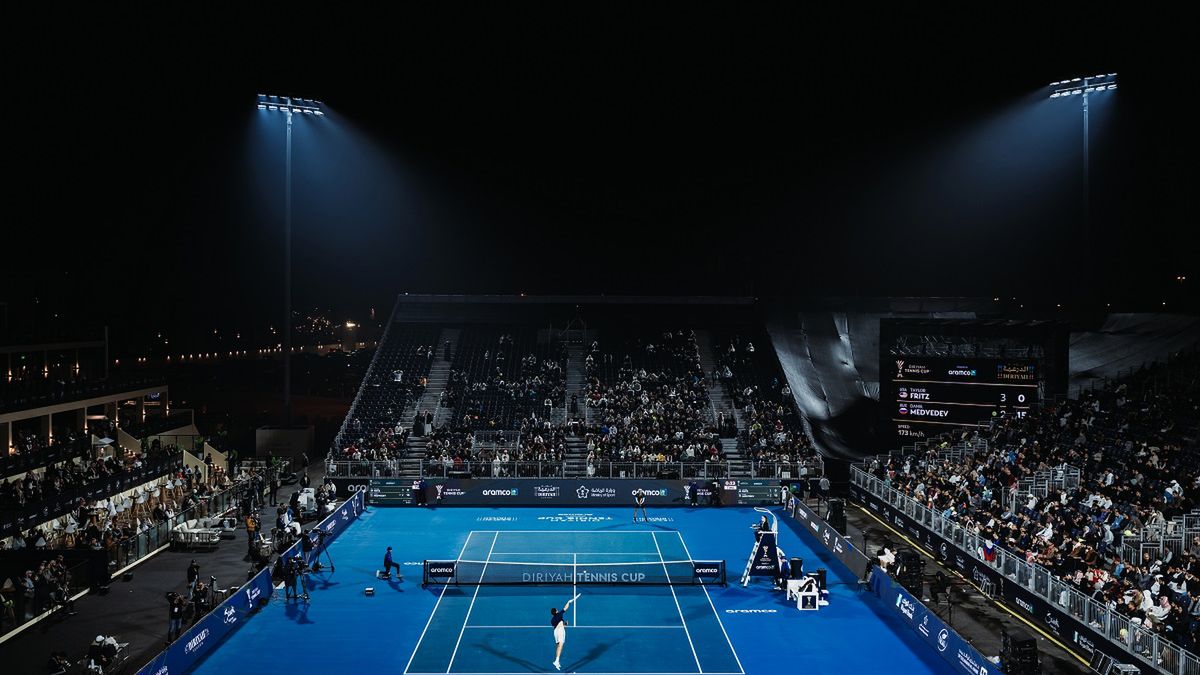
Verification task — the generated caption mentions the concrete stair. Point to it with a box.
[564,434,590,477]
[404,327,459,428]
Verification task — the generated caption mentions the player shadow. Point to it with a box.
[565,642,613,670]
[477,643,544,671]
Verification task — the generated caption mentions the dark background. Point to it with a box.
[4,6,1193,351]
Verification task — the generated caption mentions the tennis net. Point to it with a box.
[422,558,726,586]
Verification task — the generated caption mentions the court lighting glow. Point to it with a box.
[257,92,328,426]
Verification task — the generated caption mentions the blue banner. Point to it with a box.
[136,490,367,675]
[137,565,275,675]
[870,567,997,675]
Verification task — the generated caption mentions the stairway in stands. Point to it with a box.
[696,329,752,478]
[563,333,591,476]
[399,327,460,478]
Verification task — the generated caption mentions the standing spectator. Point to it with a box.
[186,560,200,600]
[244,513,259,554]
[270,473,280,507]
[166,592,185,642]
[819,475,831,502]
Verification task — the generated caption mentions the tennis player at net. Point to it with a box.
[550,593,579,670]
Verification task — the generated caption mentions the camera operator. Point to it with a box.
[283,556,308,601]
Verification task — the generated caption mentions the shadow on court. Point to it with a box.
[283,600,315,625]
[478,643,545,672]
[566,642,613,670]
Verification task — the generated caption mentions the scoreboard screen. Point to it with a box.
[884,357,1039,440]
[733,479,781,505]
[369,478,414,505]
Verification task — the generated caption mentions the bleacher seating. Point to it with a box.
[335,325,440,460]
[712,331,818,469]
[865,348,1200,652]
[583,329,722,464]
[442,327,566,431]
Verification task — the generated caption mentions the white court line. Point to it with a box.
[469,530,667,534]
[652,532,703,674]
[466,625,686,629]
[447,531,499,673]
[674,531,745,675]
[404,531,476,675]
[487,551,662,555]
[408,672,736,675]
[573,552,578,626]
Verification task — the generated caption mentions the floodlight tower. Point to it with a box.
[1048,74,1116,298]
[257,94,326,426]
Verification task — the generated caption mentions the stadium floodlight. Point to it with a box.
[1049,73,1115,300]
[257,93,327,427]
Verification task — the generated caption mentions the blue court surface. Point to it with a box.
[191,506,957,675]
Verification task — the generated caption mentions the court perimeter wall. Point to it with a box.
[325,477,789,507]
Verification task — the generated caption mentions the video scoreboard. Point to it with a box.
[732,479,781,505]
[368,478,413,505]
[884,356,1039,440]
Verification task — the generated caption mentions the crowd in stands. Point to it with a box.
[584,330,724,465]
[2,462,217,553]
[714,334,817,467]
[442,331,567,430]
[335,419,411,463]
[425,418,568,475]
[866,350,1200,652]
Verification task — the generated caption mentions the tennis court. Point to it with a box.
[189,506,958,675]
[406,530,740,674]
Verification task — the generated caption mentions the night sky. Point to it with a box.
[4,7,1193,347]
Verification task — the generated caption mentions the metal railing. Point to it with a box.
[852,463,1200,675]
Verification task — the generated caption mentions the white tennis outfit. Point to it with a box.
[553,622,566,644]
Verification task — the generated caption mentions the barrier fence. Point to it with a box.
[136,489,367,675]
[850,464,1199,675]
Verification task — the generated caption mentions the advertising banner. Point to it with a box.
[323,478,784,507]
[849,485,1155,674]
[871,568,998,675]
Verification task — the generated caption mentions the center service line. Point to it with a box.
[653,532,703,673]
[447,531,500,673]
[404,531,476,675]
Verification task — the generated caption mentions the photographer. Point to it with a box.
[166,591,186,641]
[191,580,210,624]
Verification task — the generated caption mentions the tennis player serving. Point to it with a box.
[550,593,581,670]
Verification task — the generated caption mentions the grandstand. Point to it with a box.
[6,13,1198,675]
